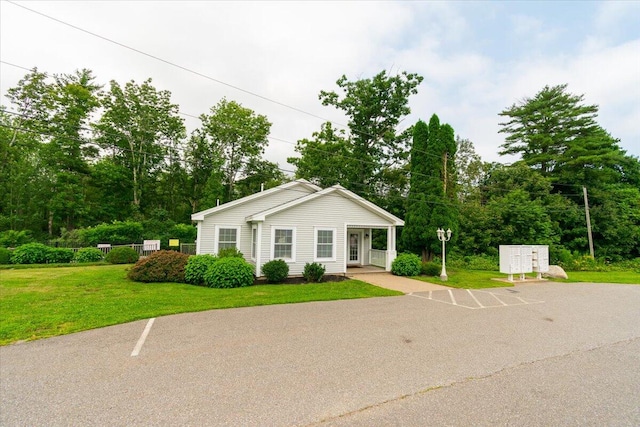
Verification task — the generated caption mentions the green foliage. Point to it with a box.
[262,259,289,283]
[46,248,74,264]
[199,98,272,201]
[74,248,104,263]
[402,114,458,261]
[10,243,51,264]
[217,247,244,258]
[127,250,190,283]
[83,221,144,246]
[184,254,218,285]
[291,70,422,214]
[391,253,422,276]
[203,257,254,288]
[95,78,186,211]
[421,261,441,276]
[303,262,326,283]
[0,230,33,248]
[447,254,498,271]
[0,247,12,264]
[105,247,139,264]
[499,84,634,187]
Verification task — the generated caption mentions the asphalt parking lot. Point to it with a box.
[1,281,639,426]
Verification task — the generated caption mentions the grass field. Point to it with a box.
[0,265,402,346]
[556,270,640,284]
[412,269,640,288]
[411,269,514,289]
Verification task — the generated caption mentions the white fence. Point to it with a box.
[369,249,387,268]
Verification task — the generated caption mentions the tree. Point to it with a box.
[94,78,185,215]
[455,137,485,203]
[292,70,422,205]
[499,84,635,189]
[199,98,271,202]
[402,114,458,261]
[234,159,285,198]
[4,68,101,235]
[288,122,351,188]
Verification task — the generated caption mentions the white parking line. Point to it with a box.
[131,318,155,357]
[409,289,544,310]
[467,289,485,308]
[448,289,457,305]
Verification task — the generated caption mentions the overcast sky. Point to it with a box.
[1,1,639,170]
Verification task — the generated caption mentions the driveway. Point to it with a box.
[1,282,639,426]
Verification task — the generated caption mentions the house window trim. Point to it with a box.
[314,227,337,262]
[270,226,296,263]
[214,225,241,254]
[251,225,257,261]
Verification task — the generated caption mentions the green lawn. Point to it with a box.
[0,265,402,345]
[557,270,640,284]
[412,269,515,289]
[412,269,640,288]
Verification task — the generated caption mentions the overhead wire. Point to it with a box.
[0,4,457,163]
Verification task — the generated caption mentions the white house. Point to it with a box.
[191,179,404,277]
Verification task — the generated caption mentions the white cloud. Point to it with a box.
[1,0,638,173]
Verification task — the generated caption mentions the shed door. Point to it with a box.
[348,232,360,264]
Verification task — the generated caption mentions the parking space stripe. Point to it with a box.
[448,289,457,305]
[467,289,484,308]
[131,318,155,357]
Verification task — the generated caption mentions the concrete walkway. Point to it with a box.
[348,272,451,293]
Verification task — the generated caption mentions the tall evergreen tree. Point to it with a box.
[402,114,458,261]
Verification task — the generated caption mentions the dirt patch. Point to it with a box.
[254,275,349,285]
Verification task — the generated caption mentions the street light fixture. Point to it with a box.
[436,228,452,281]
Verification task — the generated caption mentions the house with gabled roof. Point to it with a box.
[191,179,403,277]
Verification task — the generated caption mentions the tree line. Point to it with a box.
[1,68,638,261]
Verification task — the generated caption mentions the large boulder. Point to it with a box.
[543,265,568,280]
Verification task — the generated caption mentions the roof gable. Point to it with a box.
[191,179,321,221]
[246,185,404,225]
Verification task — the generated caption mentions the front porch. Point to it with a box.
[346,264,386,275]
[345,225,398,272]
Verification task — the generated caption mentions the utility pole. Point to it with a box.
[583,186,595,258]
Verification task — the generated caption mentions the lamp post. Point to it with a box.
[436,228,452,281]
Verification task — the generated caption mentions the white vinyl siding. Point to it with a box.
[271,226,296,262]
[262,195,390,275]
[314,227,336,261]
[195,183,315,257]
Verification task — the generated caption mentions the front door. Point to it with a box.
[348,232,360,264]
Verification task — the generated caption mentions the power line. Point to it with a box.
[2,3,448,162]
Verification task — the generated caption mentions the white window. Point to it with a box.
[251,226,257,260]
[314,227,336,261]
[271,226,296,262]
[215,226,240,253]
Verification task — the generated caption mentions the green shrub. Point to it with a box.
[184,254,218,285]
[105,246,139,264]
[204,257,254,288]
[0,247,11,264]
[10,243,50,264]
[0,230,33,247]
[217,247,244,258]
[262,259,289,283]
[303,262,326,283]
[421,261,440,276]
[467,254,498,271]
[391,253,421,276]
[46,248,74,264]
[127,250,190,283]
[83,221,144,246]
[74,248,105,263]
